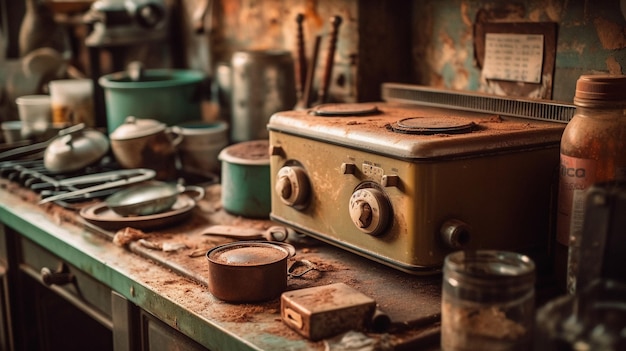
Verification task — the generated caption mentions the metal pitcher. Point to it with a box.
[230,50,297,143]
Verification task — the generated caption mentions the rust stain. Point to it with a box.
[544,0,564,22]
[429,72,445,89]
[606,56,623,74]
[439,30,455,49]
[475,3,525,22]
[460,1,472,27]
[594,17,626,50]
[304,0,324,30]
[221,0,240,16]
[529,0,564,22]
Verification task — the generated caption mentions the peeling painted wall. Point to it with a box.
[3,0,622,104]
[197,0,360,102]
[200,0,625,103]
[141,0,626,107]
[412,0,626,102]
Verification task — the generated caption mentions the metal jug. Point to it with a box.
[230,50,297,143]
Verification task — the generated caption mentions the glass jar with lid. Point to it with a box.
[441,250,536,351]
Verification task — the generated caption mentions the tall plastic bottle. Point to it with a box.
[556,74,626,294]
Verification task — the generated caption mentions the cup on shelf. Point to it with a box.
[15,94,52,139]
[1,121,26,144]
[48,79,95,127]
[172,120,229,174]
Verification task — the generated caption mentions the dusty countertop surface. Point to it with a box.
[0,180,442,350]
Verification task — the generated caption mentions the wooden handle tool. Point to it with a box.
[295,13,307,99]
[317,15,343,105]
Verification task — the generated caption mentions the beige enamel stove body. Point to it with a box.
[268,103,565,274]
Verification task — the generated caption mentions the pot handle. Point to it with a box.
[167,127,184,147]
[58,123,85,137]
[272,241,296,257]
[60,133,75,148]
[251,241,296,258]
[179,185,205,202]
[57,122,89,148]
[288,259,316,278]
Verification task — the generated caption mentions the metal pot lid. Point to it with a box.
[110,116,166,140]
[106,181,178,207]
[105,181,179,216]
[207,241,294,266]
[44,128,110,173]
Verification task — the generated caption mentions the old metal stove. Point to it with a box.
[268,84,574,274]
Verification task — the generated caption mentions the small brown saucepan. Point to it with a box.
[205,241,296,303]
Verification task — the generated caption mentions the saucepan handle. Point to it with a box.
[179,185,205,202]
[167,127,184,148]
[288,259,316,278]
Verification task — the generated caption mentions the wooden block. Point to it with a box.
[280,283,376,341]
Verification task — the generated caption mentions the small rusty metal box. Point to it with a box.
[280,283,376,341]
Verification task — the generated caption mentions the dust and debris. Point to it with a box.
[222,140,268,160]
[113,227,149,246]
[138,238,162,250]
[162,242,188,252]
[217,301,280,323]
[478,115,503,123]
[1,179,442,349]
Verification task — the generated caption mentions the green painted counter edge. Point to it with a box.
[0,190,268,351]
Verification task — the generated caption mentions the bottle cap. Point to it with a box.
[574,74,626,106]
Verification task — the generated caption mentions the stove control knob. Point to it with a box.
[381,174,399,187]
[275,166,310,208]
[341,163,356,175]
[440,219,471,249]
[269,145,284,157]
[349,188,390,236]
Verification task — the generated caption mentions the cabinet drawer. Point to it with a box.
[0,224,9,266]
[18,236,112,322]
[140,310,209,351]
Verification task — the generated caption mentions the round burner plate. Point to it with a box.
[391,117,476,135]
[312,103,381,117]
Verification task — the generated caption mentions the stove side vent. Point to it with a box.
[381,83,574,123]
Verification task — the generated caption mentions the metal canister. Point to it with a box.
[230,50,297,143]
[441,250,536,351]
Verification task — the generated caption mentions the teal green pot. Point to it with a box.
[99,69,205,133]
[218,140,270,218]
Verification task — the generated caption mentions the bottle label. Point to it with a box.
[556,155,597,246]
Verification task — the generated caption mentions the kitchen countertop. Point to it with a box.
[0,180,442,350]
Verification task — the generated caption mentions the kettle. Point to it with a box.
[109,116,182,180]
[83,0,168,46]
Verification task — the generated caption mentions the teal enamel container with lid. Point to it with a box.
[218,139,270,218]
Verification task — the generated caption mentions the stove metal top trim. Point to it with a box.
[268,104,565,160]
[381,82,575,123]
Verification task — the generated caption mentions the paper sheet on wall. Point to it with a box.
[481,33,544,83]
